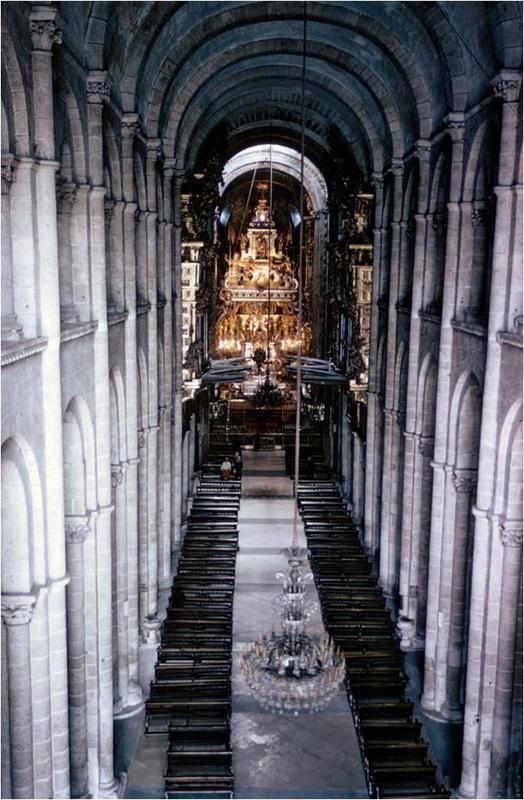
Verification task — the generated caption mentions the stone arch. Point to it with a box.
[0,32,31,156]
[399,161,419,305]
[63,395,97,513]
[494,401,523,520]
[402,161,419,221]
[134,151,147,212]
[448,371,482,470]
[1,436,45,595]
[381,174,394,228]
[1,100,10,153]
[53,76,88,185]
[424,145,451,313]
[137,347,149,432]
[221,144,328,213]
[103,121,122,202]
[109,367,127,465]
[416,353,438,439]
[394,341,408,414]
[463,118,499,204]
[376,332,387,398]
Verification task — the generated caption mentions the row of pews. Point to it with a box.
[297,480,449,800]
[284,444,329,479]
[145,473,241,799]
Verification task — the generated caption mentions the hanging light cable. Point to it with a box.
[266,130,273,379]
[240,3,345,715]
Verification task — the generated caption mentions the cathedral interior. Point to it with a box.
[1,2,522,799]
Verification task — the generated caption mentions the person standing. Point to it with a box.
[234,450,243,479]
[220,457,232,480]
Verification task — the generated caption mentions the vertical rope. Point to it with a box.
[267,136,273,378]
[292,1,308,551]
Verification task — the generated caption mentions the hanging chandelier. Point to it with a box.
[240,547,345,714]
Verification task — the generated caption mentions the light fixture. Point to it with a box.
[240,547,345,714]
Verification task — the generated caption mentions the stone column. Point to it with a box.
[110,461,142,716]
[397,145,433,648]
[138,428,161,644]
[29,11,72,797]
[1,621,12,798]
[2,595,36,799]
[456,71,522,800]
[1,156,23,341]
[120,117,142,702]
[378,160,405,596]
[491,524,522,797]
[86,70,119,798]
[142,141,162,636]
[364,171,386,555]
[172,169,185,554]
[65,515,91,798]
[422,113,466,717]
[398,433,434,649]
[159,158,175,588]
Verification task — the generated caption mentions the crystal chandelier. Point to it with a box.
[240,547,345,714]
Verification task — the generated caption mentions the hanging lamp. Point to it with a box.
[239,3,345,715]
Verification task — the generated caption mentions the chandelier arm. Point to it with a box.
[292,1,308,550]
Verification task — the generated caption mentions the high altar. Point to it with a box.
[215,197,310,373]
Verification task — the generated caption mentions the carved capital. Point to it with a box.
[452,470,477,494]
[137,429,149,450]
[499,522,523,548]
[418,437,434,457]
[388,159,404,177]
[2,594,36,626]
[431,213,447,236]
[1,159,16,194]
[471,206,487,228]
[30,17,62,50]
[445,112,465,143]
[86,71,110,104]
[56,178,78,207]
[415,138,431,161]
[491,70,522,103]
[405,219,416,241]
[146,138,163,161]
[121,113,140,139]
[163,157,177,178]
[384,407,403,426]
[64,515,90,544]
[111,463,127,488]
[104,198,115,226]
[371,172,384,189]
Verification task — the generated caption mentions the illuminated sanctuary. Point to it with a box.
[215,195,308,370]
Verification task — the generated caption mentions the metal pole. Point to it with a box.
[292,2,308,552]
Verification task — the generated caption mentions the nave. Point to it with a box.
[126,449,368,799]
[1,3,522,798]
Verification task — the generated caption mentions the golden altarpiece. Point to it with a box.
[214,197,310,373]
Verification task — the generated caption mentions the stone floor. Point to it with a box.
[124,450,368,799]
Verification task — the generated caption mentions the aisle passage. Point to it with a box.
[231,451,368,799]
